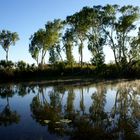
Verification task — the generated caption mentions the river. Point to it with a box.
[0,80,140,140]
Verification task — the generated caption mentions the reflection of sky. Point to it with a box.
[105,89,116,112]
[0,92,54,140]
[73,88,96,114]
[0,86,68,140]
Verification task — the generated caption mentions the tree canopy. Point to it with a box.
[0,30,19,61]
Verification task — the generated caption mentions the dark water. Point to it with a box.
[0,80,140,140]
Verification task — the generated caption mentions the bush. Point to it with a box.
[16,61,27,71]
[0,60,14,70]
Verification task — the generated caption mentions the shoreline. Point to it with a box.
[0,76,134,86]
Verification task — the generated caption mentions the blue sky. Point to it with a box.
[0,0,140,64]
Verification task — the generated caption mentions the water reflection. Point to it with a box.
[0,85,20,126]
[31,81,140,139]
[109,82,140,140]
[30,85,70,137]
[1,80,140,139]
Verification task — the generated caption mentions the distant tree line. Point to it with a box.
[0,4,140,81]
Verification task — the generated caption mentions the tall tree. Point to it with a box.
[49,45,60,65]
[29,19,63,67]
[0,30,19,61]
[84,6,106,68]
[102,5,140,69]
[130,27,140,62]
[63,29,75,67]
[45,19,63,64]
[29,29,47,66]
[66,7,90,67]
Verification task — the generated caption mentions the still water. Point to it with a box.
[0,80,140,140]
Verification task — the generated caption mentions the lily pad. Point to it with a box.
[60,119,72,123]
[44,120,50,124]
[55,121,61,124]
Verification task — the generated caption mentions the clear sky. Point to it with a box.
[0,0,140,64]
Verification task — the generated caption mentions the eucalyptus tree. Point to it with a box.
[102,5,140,69]
[63,29,75,67]
[29,29,48,66]
[45,19,64,65]
[66,7,91,67]
[130,27,140,62]
[84,6,106,68]
[49,44,60,65]
[29,19,63,67]
[0,30,19,61]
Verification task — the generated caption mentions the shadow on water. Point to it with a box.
[1,80,140,139]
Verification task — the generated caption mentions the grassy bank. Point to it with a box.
[0,62,140,84]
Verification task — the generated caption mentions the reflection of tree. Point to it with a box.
[70,82,140,140]
[89,84,107,124]
[80,88,85,115]
[109,82,140,139]
[0,85,20,126]
[30,86,69,136]
[15,84,27,97]
[65,88,75,120]
[49,87,62,121]
[31,86,49,124]
[30,81,140,140]
[0,85,14,99]
[31,86,64,122]
[70,85,108,140]
[15,84,36,97]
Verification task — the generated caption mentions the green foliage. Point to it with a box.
[90,53,105,67]
[63,29,75,67]
[46,19,64,65]
[16,61,27,71]
[28,4,140,72]
[45,19,63,48]
[0,30,19,61]
[0,60,14,70]
[66,7,91,67]
[49,47,60,65]
[29,19,63,67]
[29,29,48,65]
[102,5,140,69]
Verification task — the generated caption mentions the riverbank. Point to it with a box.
[0,62,139,84]
[0,73,132,87]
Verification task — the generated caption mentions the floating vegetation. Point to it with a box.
[55,121,61,124]
[44,119,72,124]
[60,119,72,123]
[44,120,50,124]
